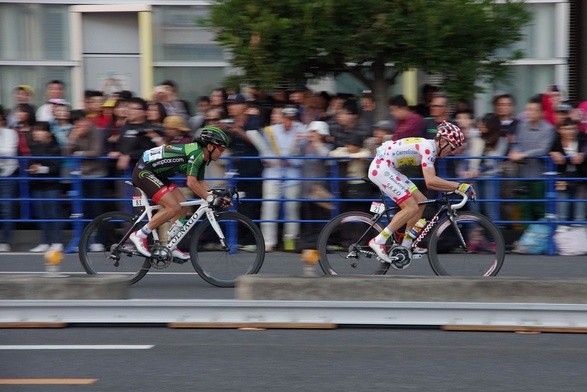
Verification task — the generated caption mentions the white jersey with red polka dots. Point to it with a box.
[369,137,437,204]
[374,137,437,169]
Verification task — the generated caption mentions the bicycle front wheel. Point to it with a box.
[427,211,505,277]
[78,211,151,284]
[190,211,265,288]
[317,211,390,276]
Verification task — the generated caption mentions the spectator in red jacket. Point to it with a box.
[389,95,425,140]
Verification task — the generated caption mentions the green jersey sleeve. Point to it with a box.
[185,144,206,180]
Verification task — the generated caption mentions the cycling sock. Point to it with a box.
[138,226,152,238]
[374,227,393,245]
[401,236,413,248]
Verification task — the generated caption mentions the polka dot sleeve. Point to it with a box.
[420,140,437,168]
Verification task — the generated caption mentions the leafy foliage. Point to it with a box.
[204,0,530,104]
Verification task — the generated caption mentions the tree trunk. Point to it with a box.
[371,80,391,122]
[370,60,393,122]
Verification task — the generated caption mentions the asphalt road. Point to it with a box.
[3,252,587,391]
[2,251,587,299]
[2,326,587,391]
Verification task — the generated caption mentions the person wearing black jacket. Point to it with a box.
[549,118,586,222]
[27,121,64,252]
[114,97,163,175]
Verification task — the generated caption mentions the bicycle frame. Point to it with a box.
[366,191,469,253]
[120,183,228,254]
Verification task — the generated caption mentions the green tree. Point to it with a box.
[204,0,530,119]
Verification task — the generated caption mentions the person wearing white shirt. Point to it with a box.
[36,80,66,122]
[260,106,307,251]
[0,111,19,251]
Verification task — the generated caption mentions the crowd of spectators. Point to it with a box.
[0,79,586,252]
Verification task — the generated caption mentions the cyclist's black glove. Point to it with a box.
[213,196,232,210]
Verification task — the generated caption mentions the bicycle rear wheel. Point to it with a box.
[427,211,505,277]
[78,211,151,284]
[190,211,265,288]
[317,212,390,276]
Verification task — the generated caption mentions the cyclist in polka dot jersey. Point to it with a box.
[368,121,476,263]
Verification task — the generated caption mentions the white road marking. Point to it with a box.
[0,345,154,350]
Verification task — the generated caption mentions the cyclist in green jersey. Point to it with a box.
[129,126,230,258]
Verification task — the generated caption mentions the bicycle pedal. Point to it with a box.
[120,247,136,256]
[172,257,189,265]
[345,251,360,259]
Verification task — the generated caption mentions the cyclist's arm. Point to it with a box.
[421,166,460,192]
[186,175,210,200]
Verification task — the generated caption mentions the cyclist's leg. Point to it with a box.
[148,189,184,230]
[401,188,427,246]
[168,185,188,224]
[160,186,191,258]
[367,161,419,261]
[131,166,183,232]
[368,161,420,236]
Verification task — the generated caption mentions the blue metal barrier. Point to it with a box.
[0,154,585,255]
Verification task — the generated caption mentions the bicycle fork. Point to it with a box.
[444,209,468,250]
[205,209,228,249]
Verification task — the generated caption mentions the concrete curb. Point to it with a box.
[0,275,129,300]
[236,274,587,303]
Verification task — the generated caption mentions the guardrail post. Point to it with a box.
[18,158,31,219]
[543,158,559,256]
[66,157,84,253]
[329,159,341,217]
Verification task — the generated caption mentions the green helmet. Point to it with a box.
[197,126,230,148]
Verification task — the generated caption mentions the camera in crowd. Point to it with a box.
[219,118,234,125]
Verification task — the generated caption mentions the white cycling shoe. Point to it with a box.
[130,231,151,257]
[412,246,427,254]
[171,248,190,260]
[368,239,392,263]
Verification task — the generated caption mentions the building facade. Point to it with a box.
[0,0,583,112]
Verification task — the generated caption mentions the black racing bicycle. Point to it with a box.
[317,189,505,277]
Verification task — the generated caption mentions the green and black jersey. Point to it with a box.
[141,143,206,180]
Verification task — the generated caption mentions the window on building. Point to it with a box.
[152,5,230,104]
[154,66,228,107]
[0,4,70,108]
[0,4,69,61]
[477,1,565,114]
[152,6,226,62]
